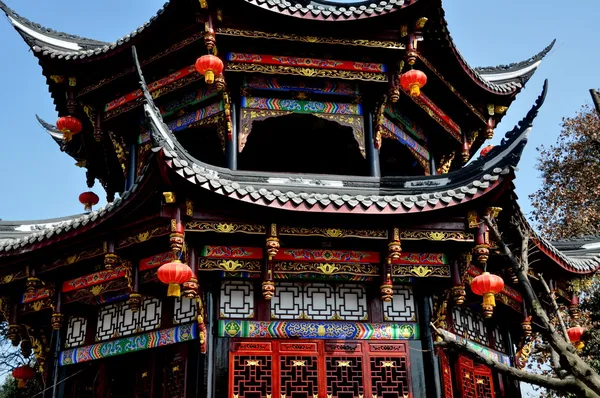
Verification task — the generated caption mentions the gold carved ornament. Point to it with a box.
[226,63,387,82]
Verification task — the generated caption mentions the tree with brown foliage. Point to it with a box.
[529,103,600,239]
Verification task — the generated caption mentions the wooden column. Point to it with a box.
[365,110,381,177]
[422,294,442,398]
[51,290,63,398]
[227,102,239,170]
[127,142,137,190]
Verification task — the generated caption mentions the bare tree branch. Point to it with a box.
[539,273,570,341]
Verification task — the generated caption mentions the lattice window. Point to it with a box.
[117,301,140,337]
[97,303,120,341]
[369,356,410,397]
[439,350,454,398]
[231,355,272,398]
[326,356,364,397]
[220,281,254,319]
[271,283,368,321]
[452,306,489,346]
[457,355,496,398]
[280,356,319,397]
[383,286,417,322]
[96,297,162,341]
[138,297,162,332]
[174,297,197,324]
[271,282,302,319]
[65,316,87,348]
[492,326,506,353]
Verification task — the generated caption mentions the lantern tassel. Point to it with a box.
[575,341,585,350]
[17,379,26,389]
[62,129,73,142]
[483,292,496,307]
[167,283,181,297]
[409,84,421,97]
[205,70,215,84]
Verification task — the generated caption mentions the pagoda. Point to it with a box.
[0,0,598,397]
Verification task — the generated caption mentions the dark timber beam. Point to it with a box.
[365,110,381,177]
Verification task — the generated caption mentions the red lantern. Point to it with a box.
[481,145,494,157]
[567,326,586,350]
[400,69,427,97]
[79,191,99,212]
[470,272,504,318]
[12,365,35,389]
[56,116,82,142]
[157,260,193,297]
[195,55,224,84]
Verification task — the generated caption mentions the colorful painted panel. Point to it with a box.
[166,101,223,132]
[385,108,426,141]
[274,262,378,278]
[244,76,359,95]
[439,330,511,366]
[139,251,178,271]
[279,225,387,239]
[392,253,447,265]
[275,249,380,263]
[105,65,197,112]
[381,116,430,160]
[22,287,52,304]
[227,53,387,73]
[465,264,523,312]
[202,246,263,260]
[197,258,262,274]
[62,266,129,293]
[160,87,218,117]
[242,97,362,115]
[218,320,418,340]
[59,323,197,366]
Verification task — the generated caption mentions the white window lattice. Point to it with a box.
[220,281,255,319]
[95,297,162,341]
[65,316,87,348]
[382,286,417,322]
[452,306,490,346]
[173,297,197,324]
[493,325,506,353]
[271,282,367,321]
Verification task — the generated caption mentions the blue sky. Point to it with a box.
[0,0,598,221]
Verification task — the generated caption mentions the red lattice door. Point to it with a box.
[456,355,495,398]
[229,340,412,398]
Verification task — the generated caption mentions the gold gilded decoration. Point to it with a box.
[387,227,402,260]
[90,285,105,296]
[245,360,260,366]
[399,230,474,242]
[32,301,44,312]
[486,207,502,219]
[495,105,509,114]
[163,192,176,203]
[316,263,340,275]
[381,361,395,368]
[185,200,194,217]
[49,75,65,84]
[42,245,105,272]
[266,224,280,260]
[415,17,428,29]
[186,221,265,234]
[437,151,456,175]
[279,226,387,239]
[197,258,262,273]
[171,219,178,232]
[292,360,306,367]
[400,25,408,37]
[216,28,404,49]
[2,275,14,284]
[199,0,208,8]
[262,280,275,300]
[68,77,77,87]
[275,262,378,277]
[487,104,495,116]
[116,225,170,248]
[317,325,326,337]
[466,211,479,229]
[337,361,351,367]
[392,265,450,278]
[226,62,387,83]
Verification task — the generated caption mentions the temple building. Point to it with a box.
[0,0,599,397]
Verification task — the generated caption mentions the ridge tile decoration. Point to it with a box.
[241,97,362,115]
[59,323,197,366]
[275,249,380,263]
[243,76,359,96]
[404,89,462,142]
[216,28,404,50]
[166,101,224,132]
[226,53,387,82]
[464,264,523,312]
[159,87,218,117]
[399,230,474,242]
[381,116,430,161]
[218,320,418,340]
[139,251,178,271]
[279,226,387,239]
[439,329,511,366]
[385,108,427,141]
[390,253,450,278]
[185,221,265,234]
